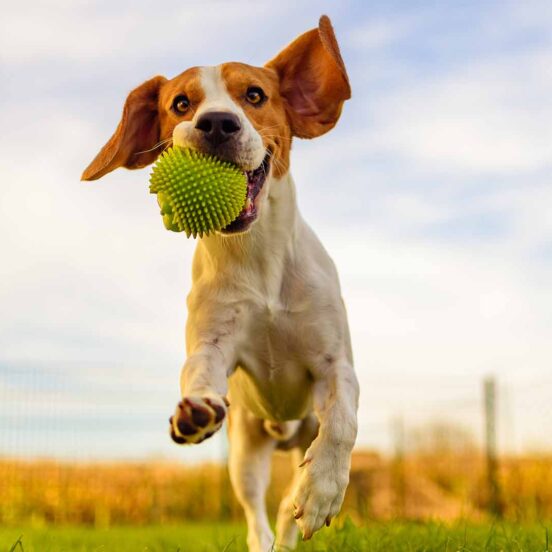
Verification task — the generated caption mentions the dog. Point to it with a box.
[82,15,359,552]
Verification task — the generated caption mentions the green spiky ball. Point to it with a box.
[149,147,247,238]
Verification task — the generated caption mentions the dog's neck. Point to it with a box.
[199,172,299,264]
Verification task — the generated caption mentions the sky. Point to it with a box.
[1,0,551,463]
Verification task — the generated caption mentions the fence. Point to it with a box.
[1,370,552,526]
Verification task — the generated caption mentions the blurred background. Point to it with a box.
[1,0,551,527]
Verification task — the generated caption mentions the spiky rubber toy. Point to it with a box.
[149,147,247,238]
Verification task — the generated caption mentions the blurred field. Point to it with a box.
[2,520,551,552]
[1,448,552,527]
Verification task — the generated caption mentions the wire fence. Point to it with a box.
[2,365,552,460]
[1,367,552,525]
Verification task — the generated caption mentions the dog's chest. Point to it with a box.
[230,298,315,421]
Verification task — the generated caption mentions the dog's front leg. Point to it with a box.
[293,357,359,540]
[169,327,235,445]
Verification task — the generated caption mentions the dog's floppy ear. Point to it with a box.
[265,15,351,139]
[81,75,167,181]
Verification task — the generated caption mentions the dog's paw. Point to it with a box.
[169,396,229,445]
[292,450,349,540]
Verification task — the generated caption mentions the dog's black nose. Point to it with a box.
[195,111,241,146]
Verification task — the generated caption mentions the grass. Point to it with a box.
[1,520,551,552]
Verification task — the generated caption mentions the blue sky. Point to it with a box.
[1,0,551,462]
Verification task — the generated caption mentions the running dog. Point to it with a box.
[82,15,359,551]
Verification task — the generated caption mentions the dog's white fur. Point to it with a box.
[174,69,358,551]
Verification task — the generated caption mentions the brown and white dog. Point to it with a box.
[82,15,359,552]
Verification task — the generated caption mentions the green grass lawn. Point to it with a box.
[1,520,550,552]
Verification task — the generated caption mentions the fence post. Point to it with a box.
[484,376,503,517]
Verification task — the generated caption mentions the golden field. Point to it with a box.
[1,449,552,527]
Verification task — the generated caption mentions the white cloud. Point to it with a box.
[367,51,552,173]
[347,16,417,51]
[0,2,288,65]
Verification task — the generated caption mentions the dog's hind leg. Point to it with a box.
[274,414,319,551]
[228,404,276,552]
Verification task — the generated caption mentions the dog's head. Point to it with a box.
[82,15,350,235]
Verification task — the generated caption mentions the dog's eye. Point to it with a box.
[172,95,190,114]
[245,87,266,105]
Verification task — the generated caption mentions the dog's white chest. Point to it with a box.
[229,301,314,421]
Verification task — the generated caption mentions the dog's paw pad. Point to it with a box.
[169,396,228,445]
[169,419,187,445]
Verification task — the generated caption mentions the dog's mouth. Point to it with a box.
[220,153,271,235]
